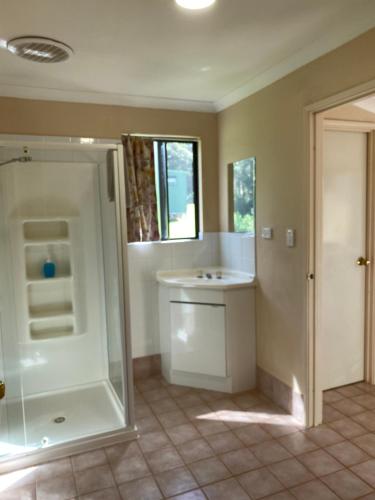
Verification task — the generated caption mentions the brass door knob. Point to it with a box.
[0,381,5,399]
[356,257,371,266]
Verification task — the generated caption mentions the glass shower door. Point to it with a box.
[0,143,131,462]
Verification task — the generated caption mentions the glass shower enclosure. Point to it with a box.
[0,137,134,468]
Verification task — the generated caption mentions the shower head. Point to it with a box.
[0,155,33,167]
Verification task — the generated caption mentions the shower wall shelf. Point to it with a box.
[20,217,78,341]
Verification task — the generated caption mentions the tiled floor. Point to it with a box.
[2,378,375,499]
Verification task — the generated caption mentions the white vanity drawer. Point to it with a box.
[170,301,227,377]
[168,287,224,305]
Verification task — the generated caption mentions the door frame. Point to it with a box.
[305,79,375,427]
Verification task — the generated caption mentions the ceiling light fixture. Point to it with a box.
[175,0,216,10]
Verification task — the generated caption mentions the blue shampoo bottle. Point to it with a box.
[43,258,56,279]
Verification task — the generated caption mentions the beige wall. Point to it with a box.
[218,27,375,399]
[0,98,219,231]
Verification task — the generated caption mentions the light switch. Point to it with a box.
[286,228,296,247]
[261,227,273,240]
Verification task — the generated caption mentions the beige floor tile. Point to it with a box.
[268,458,314,488]
[205,430,243,454]
[145,445,184,474]
[169,489,206,500]
[166,423,200,445]
[325,440,369,466]
[304,426,344,447]
[155,466,198,497]
[323,390,345,404]
[74,464,114,496]
[352,394,375,410]
[71,449,108,472]
[177,438,215,463]
[36,474,76,500]
[323,405,344,423]
[203,477,249,499]
[234,424,272,446]
[290,479,340,499]
[35,458,72,481]
[321,469,373,499]
[142,387,170,403]
[328,417,367,439]
[278,431,318,455]
[189,457,231,486]
[298,449,343,477]
[330,399,365,416]
[183,404,214,420]
[157,409,190,429]
[150,398,180,415]
[80,486,121,500]
[353,433,375,456]
[118,476,162,500]
[104,441,142,466]
[336,386,364,398]
[250,439,292,465]
[138,430,171,453]
[136,415,162,434]
[175,393,206,409]
[352,411,375,432]
[194,419,228,436]
[262,491,295,500]
[220,448,261,474]
[351,459,375,488]
[111,455,151,484]
[238,467,284,499]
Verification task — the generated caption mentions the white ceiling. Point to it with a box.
[354,96,375,114]
[0,0,375,112]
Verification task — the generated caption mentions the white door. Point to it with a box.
[170,302,227,377]
[318,129,367,391]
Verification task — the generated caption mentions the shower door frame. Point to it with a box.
[0,137,136,473]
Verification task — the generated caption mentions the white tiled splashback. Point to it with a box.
[219,232,256,275]
[128,232,255,358]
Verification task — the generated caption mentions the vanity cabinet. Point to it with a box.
[170,301,227,377]
[158,279,256,393]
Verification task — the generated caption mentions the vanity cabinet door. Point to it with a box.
[170,302,226,377]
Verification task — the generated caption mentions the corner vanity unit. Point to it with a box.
[157,269,256,393]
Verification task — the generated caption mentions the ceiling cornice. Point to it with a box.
[0,82,216,113]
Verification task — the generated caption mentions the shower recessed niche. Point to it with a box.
[22,218,77,341]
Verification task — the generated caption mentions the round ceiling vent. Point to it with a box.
[7,36,73,63]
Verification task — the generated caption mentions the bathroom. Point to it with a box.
[1,0,375,498]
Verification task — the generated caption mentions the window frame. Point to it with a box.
[154,139,200,242]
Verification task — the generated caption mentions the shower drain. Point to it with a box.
[54,416,66,424]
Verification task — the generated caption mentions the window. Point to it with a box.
[154,140,199,240]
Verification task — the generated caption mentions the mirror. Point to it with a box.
[228,157,256,233]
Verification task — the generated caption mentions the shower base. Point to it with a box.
[10,381,124,451]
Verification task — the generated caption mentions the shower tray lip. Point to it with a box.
[0,380,135,475]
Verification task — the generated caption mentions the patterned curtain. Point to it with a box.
[122,135,160,242]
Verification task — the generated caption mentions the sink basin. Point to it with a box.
[157,268,255,290]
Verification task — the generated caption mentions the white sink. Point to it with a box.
[156,268,255,290]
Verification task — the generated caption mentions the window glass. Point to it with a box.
[154,140,199,240]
